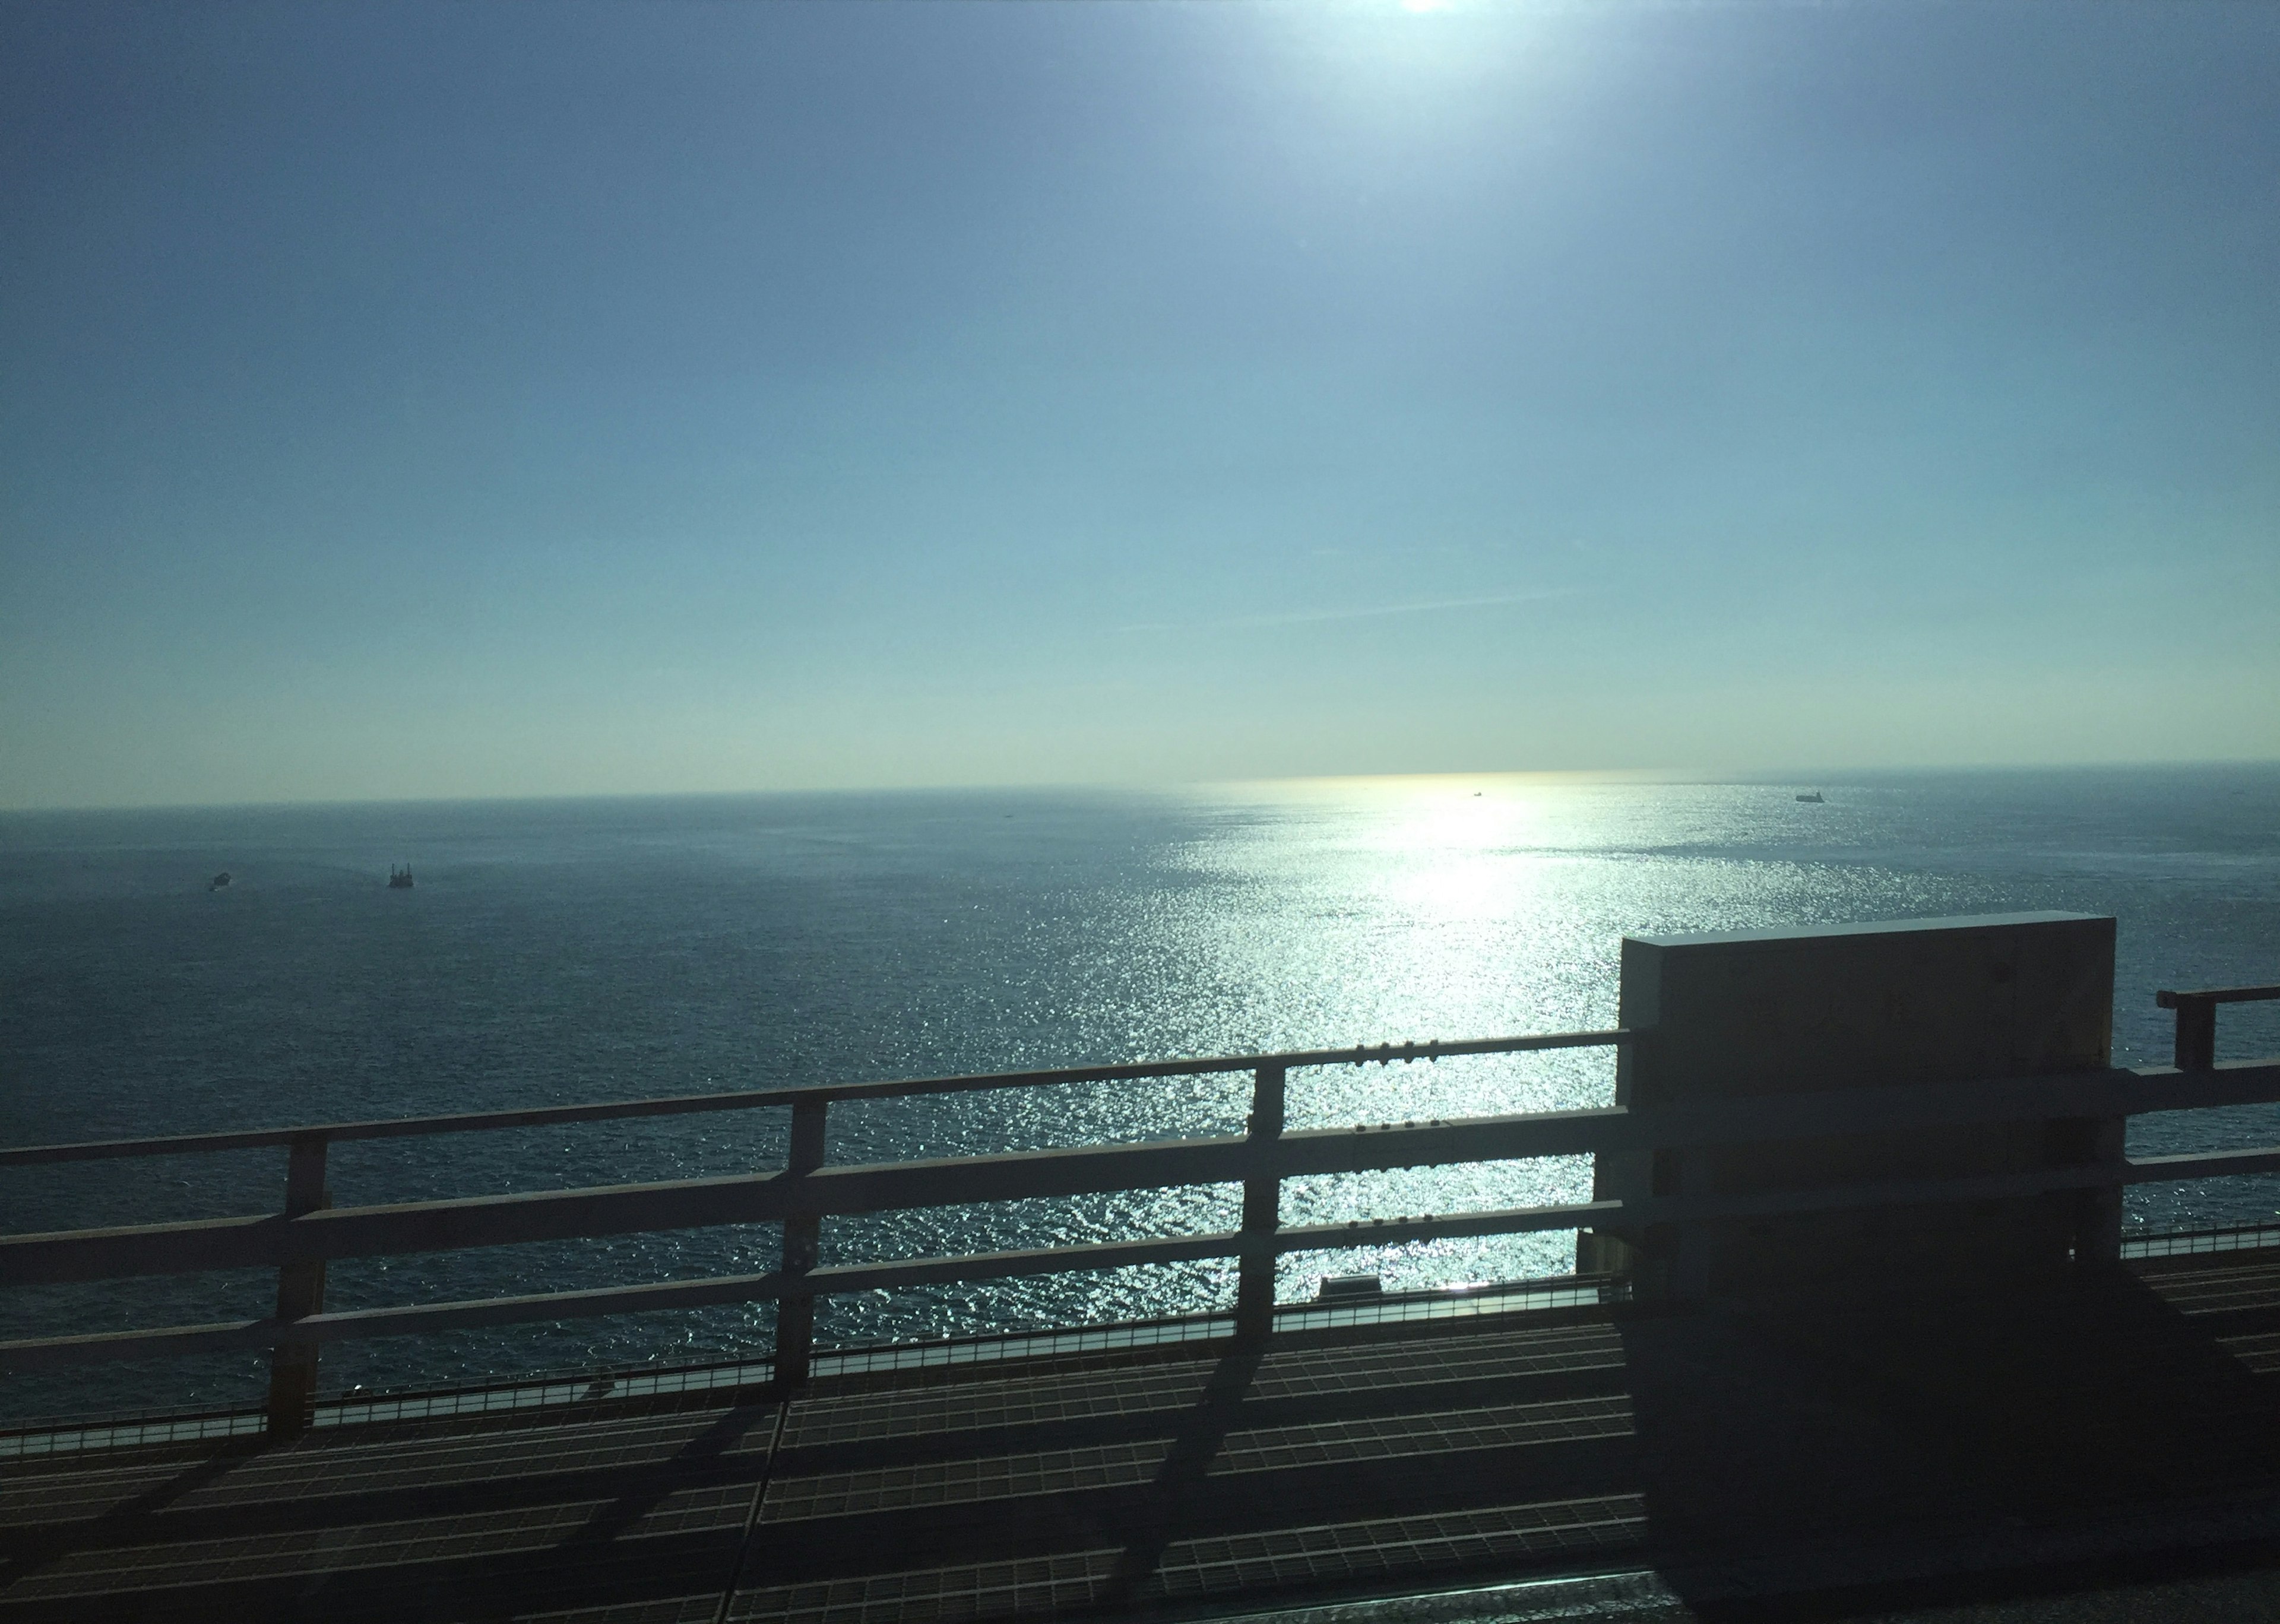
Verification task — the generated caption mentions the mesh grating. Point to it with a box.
[1155,1495,1649,1599]
[2123,1225,2280,1260]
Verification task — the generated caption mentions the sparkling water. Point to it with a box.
[2,766,2275,1423]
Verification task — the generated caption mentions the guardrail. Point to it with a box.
[3,994,2277,1437]
[2158,983,2280,1070]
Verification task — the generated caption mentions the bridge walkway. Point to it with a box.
[5,1246,2280,1623]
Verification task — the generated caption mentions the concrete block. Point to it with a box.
[1579,912,2118,1299]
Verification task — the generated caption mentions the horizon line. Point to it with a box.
[5,756,2278,818]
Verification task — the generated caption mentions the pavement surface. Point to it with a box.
[5,1247,2279,1623]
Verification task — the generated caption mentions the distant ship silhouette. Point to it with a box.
[1796,791,1825,804]
[388,864,415,889]
[208,872,231,890]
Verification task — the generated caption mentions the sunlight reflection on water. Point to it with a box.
[2,767,2275,1420]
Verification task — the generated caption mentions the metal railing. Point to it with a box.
[2158,983,2280,1071]
[3,993,2278,1437]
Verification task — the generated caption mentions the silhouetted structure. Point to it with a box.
[3,915,2277,1622]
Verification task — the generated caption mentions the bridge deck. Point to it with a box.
[7,1248,2280,1624]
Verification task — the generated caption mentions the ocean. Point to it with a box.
[3,766,2277,1425]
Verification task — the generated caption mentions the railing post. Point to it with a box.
[775,1098,828,1387]
[2159,991,2218,1072]
[264,1131,329,1439]
[1235,1064,1285,1342]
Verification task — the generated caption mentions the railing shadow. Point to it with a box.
[730,1316,1643,1615]
[0,1395,781,1623]
[1098,1346,1264,1606]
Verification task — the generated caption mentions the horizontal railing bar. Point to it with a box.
[9,1033,2262,1177]
[0,1140,1259,1284]
[9,1059,2280,1287]
[1301,1146,2280,1249]
[1619,1059,2280,1152]
[0,1231,1245,1371]
[0,1214,276,1286]
[2121,1146,2280,1182]
[1277,1061,2280,1180]
[0,1196,1724,1368]
[2157,986,2280,1007]
[0,1095,803,1168]
[24,1134,2280,1371]
[0,1317,275,1370]
[1275,1151,2280,1248]
[1275,1203,1629,1252]
[0,1030,1630,1166]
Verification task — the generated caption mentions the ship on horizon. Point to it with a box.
[388,864,414,889]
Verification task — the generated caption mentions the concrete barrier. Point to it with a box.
[1579,911,2121,1299]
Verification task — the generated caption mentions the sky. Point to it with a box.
[2,0,2276,809]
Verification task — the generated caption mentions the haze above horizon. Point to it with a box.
[4,1,2276,811]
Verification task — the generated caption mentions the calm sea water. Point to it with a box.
[3,767,2276,1423]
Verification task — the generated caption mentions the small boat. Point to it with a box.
[208,872,232,890]
[1796,791,1825,804]
[388,864,415,889]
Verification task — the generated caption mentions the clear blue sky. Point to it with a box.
[3,1,2275,808]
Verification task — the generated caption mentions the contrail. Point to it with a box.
[1117,588,1572,635]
